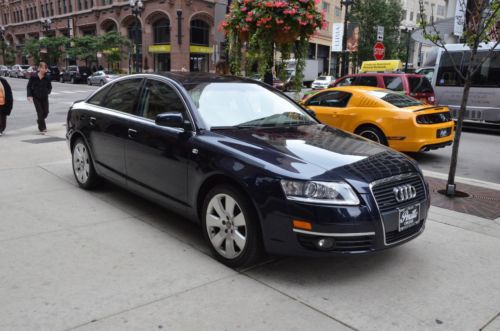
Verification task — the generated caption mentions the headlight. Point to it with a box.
[280,180,360,205]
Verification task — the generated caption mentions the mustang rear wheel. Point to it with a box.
[202,185,263,268]
[72,138,100,189]
[355,125,388,146]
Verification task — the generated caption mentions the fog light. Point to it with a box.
[315,238,335,250]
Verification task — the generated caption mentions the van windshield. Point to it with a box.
[409,76,434,93]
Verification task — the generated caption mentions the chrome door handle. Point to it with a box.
[128,128,138,139]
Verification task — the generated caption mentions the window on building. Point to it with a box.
[322,2,330,12]
[153,18,170,44]
[410,11,414,21]
[78,0,82,10]
[335,6,341,17]
[402,10,407,20]
[190,19,209,46]
[50,2,54,16]
[25,8,29,20]
[437,5,445,16]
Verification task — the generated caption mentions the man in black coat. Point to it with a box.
[27,62,52,133]
[0,76,13,136]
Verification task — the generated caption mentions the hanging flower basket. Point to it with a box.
[273,30,300,44]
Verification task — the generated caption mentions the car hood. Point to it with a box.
[209,124,418,184]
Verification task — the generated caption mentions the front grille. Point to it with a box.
[386,221,424,244]
[416,112,451,124]
[372,174,426,213]
[297,234,375,252]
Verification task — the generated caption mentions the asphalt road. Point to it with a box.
[4,76,499,184]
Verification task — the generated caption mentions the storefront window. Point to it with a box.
[190,19,209,46]
[154,18,170,44]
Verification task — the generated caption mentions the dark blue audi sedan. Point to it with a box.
[66,73,430,268]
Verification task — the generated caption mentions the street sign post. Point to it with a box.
[373,42,385,60]
[377,26,384,41]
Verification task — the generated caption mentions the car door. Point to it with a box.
[125,78,192,204]
[85,78,144,184]
[305,90,353,129]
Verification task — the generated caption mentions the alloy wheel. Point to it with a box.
[205,193,247,259]
[73,142,90,184]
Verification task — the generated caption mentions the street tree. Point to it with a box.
[419,0,499,196]
[67,35,99,66]
[23,36,69,66]
[96,31,132,71]
[23,39,42,64]
[349,0,404,63]
[0,39,15,65]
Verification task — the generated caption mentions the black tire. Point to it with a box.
[60,76,64,83]
[355,125,388,146]
[71,138,100,189]
[87,79,92,86]
[100,80,105,86]
[202,184,263,268]
[70,76,75,84]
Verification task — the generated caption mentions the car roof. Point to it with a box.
[328,85,387,93]
[141,72,257,88]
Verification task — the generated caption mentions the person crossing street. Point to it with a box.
[27,62,52,134]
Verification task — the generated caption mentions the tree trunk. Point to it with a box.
[446,68,473,196]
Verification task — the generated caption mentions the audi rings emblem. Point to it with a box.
[393,184,417,202]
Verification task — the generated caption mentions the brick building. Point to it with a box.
[0,0,228,72]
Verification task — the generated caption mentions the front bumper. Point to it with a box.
[261,176,430,257]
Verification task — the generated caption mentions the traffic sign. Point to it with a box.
[373,42,385,60]
[377,26,384,41]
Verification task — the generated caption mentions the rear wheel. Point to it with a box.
[70,76,75,84]
[72,138,100,189]
[355,125,388,146]
[60,76,64,83]
[100,80,105,86]
[202,185,263,268]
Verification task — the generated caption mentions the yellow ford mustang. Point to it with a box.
[301,86,454,153]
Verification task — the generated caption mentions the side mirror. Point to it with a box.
[304,108,316,118]
[155,112,189,130]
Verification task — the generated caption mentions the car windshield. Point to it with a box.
[316,76,327,81]
[104,70,116,75]
[20,65,30,69]
[368,90,423,108]
[186,82,316,128]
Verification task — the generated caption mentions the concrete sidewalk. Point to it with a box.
[1,123,499,331]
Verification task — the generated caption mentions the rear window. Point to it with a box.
[383,76,404,91]
[355,76,378,87]
[20,65,30,69]
[408,76,434,93]
[368,91,423,108]
[78,66,91,74]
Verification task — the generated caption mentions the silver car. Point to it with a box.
[87,70,119,86]
[10,64,30,78]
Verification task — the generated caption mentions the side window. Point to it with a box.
[383,76,404,91]
[306,91,352,107]
[355,76,378,87]
[101,78,143,114]
[436,51,464,86]
[336,76,355,86]
[467,51,500,87]
[141,79,186,120]
[87,84,113,106]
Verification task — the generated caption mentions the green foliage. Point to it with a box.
[97,31,132,68]
[23,39,41,64]
[349,0,403,62]
[40,36,69,65]
[68,35,99,65]
[0,39,15,65]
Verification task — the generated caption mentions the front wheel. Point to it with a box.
[70,77,75,84]
[202,185,263,268]
[59,76,64,83]
[72,138,100,189]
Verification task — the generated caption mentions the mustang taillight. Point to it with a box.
[416,112,452,124]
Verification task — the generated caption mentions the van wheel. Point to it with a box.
[202,185,263,268]
[355,125,388,146]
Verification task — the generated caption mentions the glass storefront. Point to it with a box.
[190,54,209,72]
[190,19,210,73]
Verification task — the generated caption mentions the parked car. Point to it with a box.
[329,73,436,105]
[48,66,61,81]
[23,66,37,79]
[0,65,10,76]
[67,73,430,268]
[301,86,454,152]
[87,70,120,86]
[60,65,91,83]
[311,75,334,89]
[10,64,31,78]
[247,74,285,91]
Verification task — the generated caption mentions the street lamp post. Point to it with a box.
[41,18,52,35]
[404,27,413,73]
[340,0,354,77]
[129,0,144,73]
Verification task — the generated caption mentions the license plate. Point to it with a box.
[436,127,451,138]
[398,203,420,231]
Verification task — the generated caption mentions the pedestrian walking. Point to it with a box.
[27,62,52,134]
[0,76,13,136]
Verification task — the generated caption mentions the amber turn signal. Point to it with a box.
[293,220,312,230]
